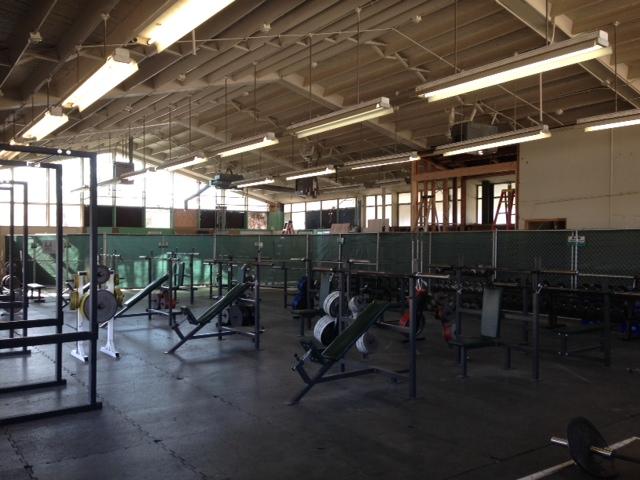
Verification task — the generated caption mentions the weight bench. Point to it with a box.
[27,283,45,303]
[290,301,403,405]
[166,282,255,354]
[449,287,507,377]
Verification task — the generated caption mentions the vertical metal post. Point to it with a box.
[492,229,498,281]
[147,254,153,320]
[603,292,611,366]
[283,264,288,308]
[55,165,64,382]
[337,235,345,372]
[305,234,311,309]
[375,232,380,272]
[189,252,195,305]
[254,262,260,350]
[21,183,28,351]
[409,275,417,398]
[167,253,174,326]
[8,185,14,337]
[531,270,540,381]
[88,156,98,405]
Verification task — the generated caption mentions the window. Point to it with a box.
[146,208,171,228]
[421,186,462,226]
[248,212,267,230]
[365,194,392,225]
[145,170,173,208]
[398,192,411,227]
[476,182,516,225]
[173,174,201,209]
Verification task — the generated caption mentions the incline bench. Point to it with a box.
[290,301,404,404]
[166,282,258,354]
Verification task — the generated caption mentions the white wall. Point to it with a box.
[519,124,640,229]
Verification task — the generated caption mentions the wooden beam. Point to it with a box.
[414,162,517,182]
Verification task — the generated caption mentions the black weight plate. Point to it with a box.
[567,417,618,479]
[95,265,111,284]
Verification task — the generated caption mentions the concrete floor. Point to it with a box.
[1,288,639,479]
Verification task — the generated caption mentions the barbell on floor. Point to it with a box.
[551,417,640,478]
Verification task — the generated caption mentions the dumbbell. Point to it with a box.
[551,417,640,478]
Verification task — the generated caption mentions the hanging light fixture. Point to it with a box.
[163,155,207,171]
[235,177,275,188]
[137,0,236,53]
[416,30,611,102]
[577,109,640,132]
[346,151,420,170]
[62,48,138,112]
[577,24,639,132]
[435,125,551,157]
[212,132,279,158]
[285,166,336,181]
[287,97,394,138]
[21,107,69,141]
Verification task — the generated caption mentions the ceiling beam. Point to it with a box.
[495,0,640,108]
[19,0,121,100]
[0,0,59,91]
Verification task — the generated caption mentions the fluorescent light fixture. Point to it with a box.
[416,30,611,102]
[0,139,23,160]
[235,177,275,188]
[62,48,138,112]
[285,166,336,181]
[120,166,157,179]
[288,97,393,138]
[347,151,420,170]
[577,109,640,132]
[22,107,68,141]
[164,155,207,171]
[137,0,236,53]
[213,132,279,158]
[435,126,551,157]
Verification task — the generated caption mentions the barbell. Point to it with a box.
[551,417,640,478]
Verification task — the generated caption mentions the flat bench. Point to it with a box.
[26,283,45,303]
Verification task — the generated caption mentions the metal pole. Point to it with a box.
[21,183,28,351]
[88,156,98,405]
[283,264,288,308]
[305,235,312,309]
[254,263,261,350]
[8,185,14,337]
[147,254,153,320]
[55,165,64,381]
[409,275,417,398]
[375,232,380,271]
[532,270,540,381]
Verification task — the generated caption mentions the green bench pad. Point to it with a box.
[196,282,252,325]
[322,301,389,361]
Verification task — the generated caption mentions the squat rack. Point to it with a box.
[0,144,101,425]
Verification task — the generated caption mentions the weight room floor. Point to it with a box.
[1,288,639,480]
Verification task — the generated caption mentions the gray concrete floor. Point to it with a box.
[1,288,639,479]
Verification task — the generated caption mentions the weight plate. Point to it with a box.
[348,295,367,316]
[95,265,111,284]
[82,290,118,323]
[313,315,337,346]
[322,291,341,317]
[1,274,21,290]
[356,332,378,355]
[567,417,617,479]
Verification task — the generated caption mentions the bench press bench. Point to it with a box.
[290,301,405,404]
